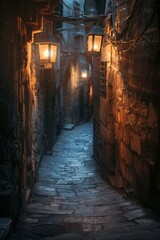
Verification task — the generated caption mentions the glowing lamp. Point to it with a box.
[39,44,57,63]
[87,25,104,55]
[34,33,58,64]
[81,69,88,79]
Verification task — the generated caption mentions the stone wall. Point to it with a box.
[94,0,160,209]
[0,16,33,216]
[0,13,62,217]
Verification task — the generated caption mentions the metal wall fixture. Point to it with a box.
[34,33,59,68]
[86,25,104,55]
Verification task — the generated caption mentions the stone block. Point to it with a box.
[63,124,75,130]
[112,54,119,72]
[107,115,114,130]
[118,125,123,141]
[127,113,136,127]
[120,108,127,124]
[104,143,115,168]
[148,102,158,128]
[107,85,113,100]
[121,160,126,178]
[139,102,148,117]
[106,100,113,115]
[125,167,134,184]
[123,144,132,167]
[114,90,122,103]
[100,95,107,108]
[100,125,115,144]
[114,122,119,139]
[135,158,142,176]
[131,133,141,155]
[122,126,130,146]
[117,109,121,123]
[116,73,124,90]
[112,104,118,121]
[99,108,107,127]
[115,169,124,188]
[119,141,124,159]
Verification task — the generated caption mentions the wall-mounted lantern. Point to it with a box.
[87,25,104,55]
[34,33,59,68]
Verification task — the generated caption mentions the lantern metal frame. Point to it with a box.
[86,25,104,55]
[34,33,59,67]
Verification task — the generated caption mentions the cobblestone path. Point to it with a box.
[7,121,160,240]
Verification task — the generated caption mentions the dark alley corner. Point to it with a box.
[0,0,160,239]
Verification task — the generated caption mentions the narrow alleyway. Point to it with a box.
[7,121,160,240]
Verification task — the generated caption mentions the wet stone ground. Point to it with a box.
[7,121,160,240]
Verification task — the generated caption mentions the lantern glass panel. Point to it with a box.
[39,44,49,61]
[93,35,102,52]
[88,35,93,52]
[51,45,57,63]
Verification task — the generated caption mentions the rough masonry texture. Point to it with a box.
[93,0,160,211]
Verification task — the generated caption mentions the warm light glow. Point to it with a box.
[88,35,93,52]
[93,44,98,51]
[44,49,49,58]
[87,25,104,54]
[39,44,57,63]
[39,44,49,61]
[51,45,57,63]
[81,69,88,78]
[71,65,79,89]
[87,35,103,52]
[93,36,102,52]
[34,33,58,65]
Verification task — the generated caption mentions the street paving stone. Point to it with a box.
[7,121,160,240]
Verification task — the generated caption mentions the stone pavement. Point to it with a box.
[0,218,12,240]
[7,121,160,240]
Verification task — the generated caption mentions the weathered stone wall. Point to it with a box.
[30,43,44,171]
[0,0,62,217]
[0,16,34,216]
[95,0,160,209]
[0,16,61,217]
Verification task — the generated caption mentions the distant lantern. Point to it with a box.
[87,25,104,55]
[34,33,59,67]
[81,69,88,78]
